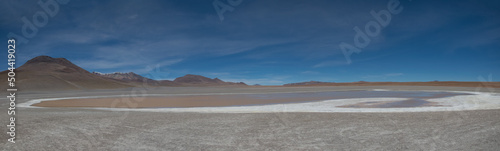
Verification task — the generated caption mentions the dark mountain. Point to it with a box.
[92,72,160,86]
[173,74,246,86]
[283,81,335,86]
[173,74,225,84]
[0,56,133,91]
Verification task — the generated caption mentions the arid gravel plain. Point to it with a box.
[1,86,500,150]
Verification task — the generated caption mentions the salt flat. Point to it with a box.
[2,86,500,150]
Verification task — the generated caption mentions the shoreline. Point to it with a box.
[19,89,500,113]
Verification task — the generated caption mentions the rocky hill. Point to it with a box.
[92,72,160,86]
[0,55,247,91]
[0,56,133,91]
[173,74,246,86]
[283,81,335,86]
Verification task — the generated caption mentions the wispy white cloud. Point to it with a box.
[301,71,320,74]
[313,60,348,68]
[74,58,182,71]
[362,73,404,79]
[385,73,404,77]
[206,72,231,76]
[73,60,137,70]
[129,14,138,19]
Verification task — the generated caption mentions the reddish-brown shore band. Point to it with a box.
[33,94,447,108]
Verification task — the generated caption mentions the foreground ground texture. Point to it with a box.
[1,86,499,150]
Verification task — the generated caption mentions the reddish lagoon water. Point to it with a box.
[33,91,471,108]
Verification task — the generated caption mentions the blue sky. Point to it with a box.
[1,0,499,85]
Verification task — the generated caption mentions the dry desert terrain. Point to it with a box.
[1,86,500,150]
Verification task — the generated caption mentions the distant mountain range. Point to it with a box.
[2,55,499,91]
[283,80,500,88]
[283,81,335,86]
[0,56,246,91]
[92,72,246,87]
[92,71,161,86]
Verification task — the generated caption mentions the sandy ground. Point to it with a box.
[1,86,500,150]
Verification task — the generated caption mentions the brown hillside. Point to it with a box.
[0,56,133,91]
